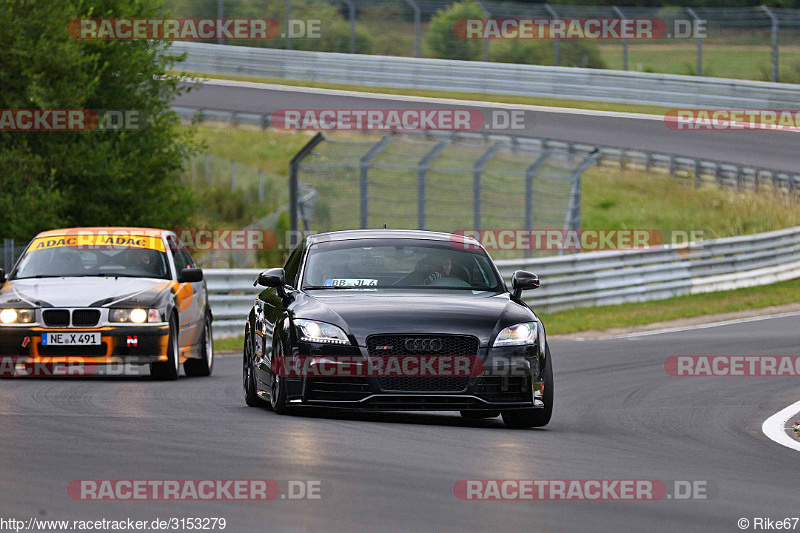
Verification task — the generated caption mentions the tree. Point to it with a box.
[424,0,485,61]
[0,0,197,242]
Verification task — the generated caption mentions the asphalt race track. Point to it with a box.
[173,81,800,173]
[3,314,800,532]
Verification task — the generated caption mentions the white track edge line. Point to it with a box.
[762,399,800,452]
[578,310,800,341]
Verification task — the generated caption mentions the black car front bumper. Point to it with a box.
[279,342,545,411]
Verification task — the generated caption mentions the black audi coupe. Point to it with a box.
[242,229,552,428]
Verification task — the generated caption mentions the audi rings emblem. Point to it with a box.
[405,338,443,352]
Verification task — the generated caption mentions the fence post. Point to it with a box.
[217,0,224,45]
[761,6,779,82]
[204,153,211,185]
[417,141,448,230]
[612,6,628,71]
[402,0,421,57]
[544,4,560,67]
[284,0,291,50]
[472,142,502,231]
[342,0,356,54]
[524,151,551,259]
[230,161,236,191]
[289,132,325,233]
[694,160,701,188]
[359,136,393,229]
[258,169,265,202]
[561,149,600,255]
[686,7,702,76]
[475,0,490,62]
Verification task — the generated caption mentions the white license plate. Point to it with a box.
[41,332,101,346]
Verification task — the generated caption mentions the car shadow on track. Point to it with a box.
[259,406,549,430]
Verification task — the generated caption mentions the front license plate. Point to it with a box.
[41,332,101,346]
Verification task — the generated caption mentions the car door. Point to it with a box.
[256,243,304,383]
[166,235,201,350]
[179,244,207,346]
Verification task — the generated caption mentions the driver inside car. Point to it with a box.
[422,257,452,285]
[131,249,161,276]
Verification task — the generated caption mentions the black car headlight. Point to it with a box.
[0,308,35,325]
[109,308,161,324]
[295,319,349,344]
[492,322,538,347]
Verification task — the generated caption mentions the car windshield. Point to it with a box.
[12,236,170,280]
[302,238,504,291]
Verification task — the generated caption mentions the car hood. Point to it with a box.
[295,290,535,347]
[0,277,174,308]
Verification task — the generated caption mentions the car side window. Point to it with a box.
[283,244,304,287]
[167,236,188,275]
[178,244,195,270]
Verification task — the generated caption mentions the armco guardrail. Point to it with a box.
[206,225,800,339]
[173,41,800,110]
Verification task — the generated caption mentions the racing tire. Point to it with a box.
[501,345,553,429]
[184,315,213,377]
[269,341,290,415]
[243,331,268,407]
[151,317,180,381]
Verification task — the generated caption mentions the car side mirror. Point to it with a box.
[0,269,5,283]
[255,268,286,288]
[255,268,287,298]
[511,270,539,300]
[178,267,203,283]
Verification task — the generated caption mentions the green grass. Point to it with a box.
[538,279,800,335]
[193,125,314,177]
[214,336,244,352]
[583,166,800,240]
[596,43,800,81]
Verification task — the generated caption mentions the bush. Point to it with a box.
[491,41,549,65]
[316,19,372,54]
[492,39,606,68]
[424,0,484,61]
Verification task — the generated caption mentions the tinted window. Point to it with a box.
[302,239,502,291]
[283,244,304,287]
[14,244,170,280]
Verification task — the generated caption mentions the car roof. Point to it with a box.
[34,227,170,238]
[307,229,474,244]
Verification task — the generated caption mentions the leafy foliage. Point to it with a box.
[0,0,197,241]
[424,0,485,61]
